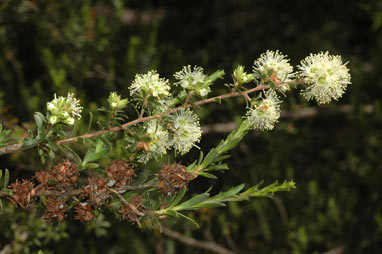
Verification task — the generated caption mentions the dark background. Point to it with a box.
[0,0,381,253]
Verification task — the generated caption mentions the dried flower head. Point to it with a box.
[82,177,110,208]
[298,51,351,104]
[138,120,170,163]
[9,179,35,208]
[74,202,96,223]
[245,89,281,131]
[118,195,145,223]
[105,160,136,188]
[253,50,294,91]
[35,161,79,188]
[47,93,82,125]
[167,109,202,155]
[157,163,194,195]
[42,198,67,224]
[174,65,211,96]
[130,71,170,98]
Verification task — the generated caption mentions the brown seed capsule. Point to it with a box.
[118,195,145,223]
[105,160,136,188]
[9,179,35,208]
[42,198,67,224]
[74,202,96,223]
[35,161,79,189]
[156,163,194,196]
[82,177,110,208]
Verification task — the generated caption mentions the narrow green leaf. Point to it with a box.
[205,163,229,171]
[186,161,197,172]
[169,187,187,208]
[207,70,225,82]
[84,163,100,169]
[219,137,242,154]
[197,151,204,165]
[213,155,231,163]
[193,201,226,209]
[197,172,217,179]
[45,141,58,152]
[177,212,199,228]
[213,184,245,201]
[0,199,3,215]
[176,193,210,210]
[46,179,58,185]
[34,112,45,129]
[201,148,218,168]
[3,169,9,188]
[163,209,178,218]
[60,145,82,164]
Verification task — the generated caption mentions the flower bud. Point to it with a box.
[63,117,75,125]
[49,115,58,125]
[234,65,255,84]
[108,92,128,109]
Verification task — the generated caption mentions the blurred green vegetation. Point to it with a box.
[0,0,381,253]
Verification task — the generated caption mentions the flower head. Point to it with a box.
[130,71,170,99]
[47,93,82,125]
[298,51,351,104]
[138,120,170,163]
[174,65,211,97]
[167,109,202,155]
[245,90,281,131]
[253,50,294,91]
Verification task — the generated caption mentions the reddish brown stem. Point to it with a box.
[0,82,291,156]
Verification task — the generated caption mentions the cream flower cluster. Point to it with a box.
[130,71,170,99]
[47,93,82,125]
[298,52,351,104]
[138,120,170,163]
[174,65,211,97]
[167,109,202,155]
[245,90,281,131]
[138,109,202,162]
[253,50,294,86]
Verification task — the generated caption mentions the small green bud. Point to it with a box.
[234,65,255,84]
[108,92,128,109]
[49,116,58,125]
[63,117,75,125]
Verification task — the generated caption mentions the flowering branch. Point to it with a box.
[0,83,272,156]
[0,50,351,230]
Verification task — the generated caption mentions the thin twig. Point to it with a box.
[139,96,148,119]
[184,91,194,105]
[108,188,144,217]
[0,83,283,156]
[162,227,235,254]
[0,183,157,198]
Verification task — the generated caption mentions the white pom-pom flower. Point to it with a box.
[130,71,170,99]
[167,109,202,155]
[298,51,351,104]
[174,65,211,97]
[138,120,170,163]
[253,50,294,83]
[245,90,281,131]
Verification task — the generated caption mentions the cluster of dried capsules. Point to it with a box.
[7,160,196,224]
